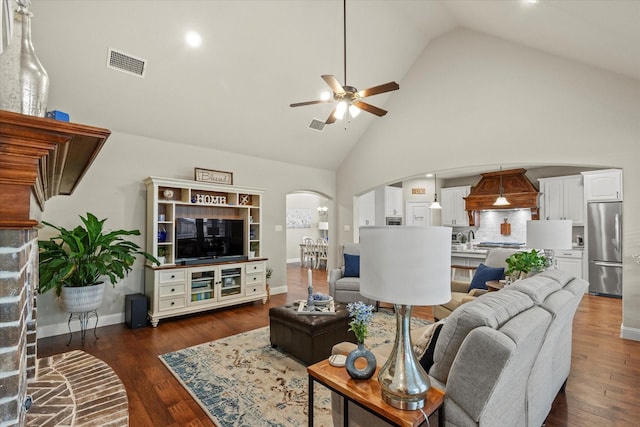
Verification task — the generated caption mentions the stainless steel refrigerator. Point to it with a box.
[587,202,623,297]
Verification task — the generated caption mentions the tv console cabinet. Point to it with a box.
[143,176,267,326]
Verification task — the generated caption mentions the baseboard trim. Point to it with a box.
[37,312,125,340]
[270,285,288,295]
[38,286,290,339]
[620,324,640,341]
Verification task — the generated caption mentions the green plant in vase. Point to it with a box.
[38,213,159,312]
[505,249,547,281]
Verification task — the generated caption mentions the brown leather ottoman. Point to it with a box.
[269,303,356,365]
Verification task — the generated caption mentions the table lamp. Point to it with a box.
[360,226,451,410]
[526,220,572,268]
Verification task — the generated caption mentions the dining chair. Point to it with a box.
[315,238,328,270]
[302,237,316,268]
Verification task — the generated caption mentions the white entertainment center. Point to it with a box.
[143,176,267,327]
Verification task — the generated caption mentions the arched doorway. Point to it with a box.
[285,191,333,270]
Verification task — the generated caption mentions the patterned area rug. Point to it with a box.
[159,311,429,427]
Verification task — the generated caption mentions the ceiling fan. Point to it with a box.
[290,0,400,125]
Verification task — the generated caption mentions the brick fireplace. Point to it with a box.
[0,110,110,425]
[0,230,38,425]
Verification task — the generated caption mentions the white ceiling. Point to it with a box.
[29,0,640,171]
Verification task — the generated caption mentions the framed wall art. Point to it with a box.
[194,168,233,185]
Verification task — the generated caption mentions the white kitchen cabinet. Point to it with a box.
[554,250,583,280]
[441,186,470,226]
[358,190,376,226]
[582,169,623,201]
[385,186,403,217]
[539,175,584,225]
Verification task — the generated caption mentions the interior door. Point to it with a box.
[405,202,430,226]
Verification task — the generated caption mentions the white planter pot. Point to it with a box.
[62,282,105,313]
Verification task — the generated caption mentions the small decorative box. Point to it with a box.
[46,110,70,121]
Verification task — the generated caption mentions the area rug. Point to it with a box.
[159,311,429,427]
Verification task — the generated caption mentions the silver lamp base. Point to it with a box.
[378,304,430,410]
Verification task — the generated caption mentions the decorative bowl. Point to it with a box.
[312,293,333,306]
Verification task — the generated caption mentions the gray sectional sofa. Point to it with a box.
[331,269,588,427]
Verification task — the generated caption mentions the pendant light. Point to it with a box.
[430,174,441,209]
[494,167,510,206]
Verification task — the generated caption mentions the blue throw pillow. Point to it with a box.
[343,254,360,277]
[468,263,504,292]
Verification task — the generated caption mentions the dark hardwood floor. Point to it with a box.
[37,264,640,426]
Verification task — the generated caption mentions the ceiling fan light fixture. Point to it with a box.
[320,91,332,101]
[334,101,347,119]
[289,0,399,126]
[349,104,361,117]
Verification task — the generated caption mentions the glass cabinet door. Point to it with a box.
[190,270,216,303]
[220,267,243,299]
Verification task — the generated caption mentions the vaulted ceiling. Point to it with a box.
[29,1,640,171]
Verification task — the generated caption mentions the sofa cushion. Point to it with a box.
[430,290,534,383]
[538,269,574,288]
[468,263,504,292]
[509,275,562,304]
[343,253,360,277]
[334,276,360,291]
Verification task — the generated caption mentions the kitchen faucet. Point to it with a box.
[467,230,475,243]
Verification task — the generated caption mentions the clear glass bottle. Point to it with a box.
[0,1,50,117]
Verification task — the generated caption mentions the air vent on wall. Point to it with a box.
[308,118,325,132]
[106,48,147,78]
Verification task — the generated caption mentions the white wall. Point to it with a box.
[37,130,335,337]
[285,193,328,262]
[335,29,640,338]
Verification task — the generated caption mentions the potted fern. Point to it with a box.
[38,213,158,312]
[505,249,547,282]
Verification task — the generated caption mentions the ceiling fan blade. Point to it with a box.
[290,100,332,108]
[325,108,337,125]
[357,81,399,98]
[352,101,388,117]
[321,75,346,95]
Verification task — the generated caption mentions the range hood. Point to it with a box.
[464,168,539,226]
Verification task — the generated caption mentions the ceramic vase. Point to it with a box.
[345,342,376,380]
[0,0,49,117]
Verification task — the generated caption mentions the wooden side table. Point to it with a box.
[486,280,505,292]
[308,359,445,427]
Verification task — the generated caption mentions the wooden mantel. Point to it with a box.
[0,110,111,229]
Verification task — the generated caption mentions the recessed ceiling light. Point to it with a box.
[185,31,202,48]
[523,0,539,4]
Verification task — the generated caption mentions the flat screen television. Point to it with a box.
[175,218,245,263]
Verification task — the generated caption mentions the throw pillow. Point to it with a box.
[413,319,445,358]
[343,254,360,277]
[468,263,504,292]
[418,323,444,372]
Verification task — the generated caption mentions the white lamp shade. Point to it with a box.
[360,226,452,306]
[318,221,329,230]
[526,220,573,250]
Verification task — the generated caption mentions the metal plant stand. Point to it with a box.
[67,310,99,346]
